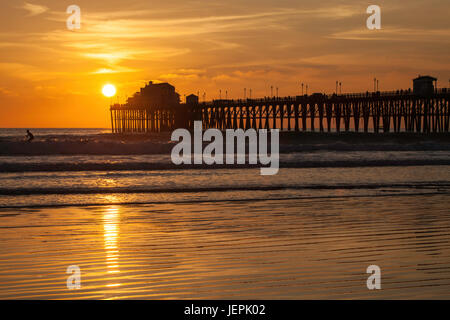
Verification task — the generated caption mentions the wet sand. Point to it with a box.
[1,193,449,299]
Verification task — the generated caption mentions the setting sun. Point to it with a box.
[102,84,116,98]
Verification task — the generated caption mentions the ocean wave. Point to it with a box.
[0,139,174,156]
[0,182,449,196]
[0,159,449,172]
[0,190,448,210]
[1,132,449,156]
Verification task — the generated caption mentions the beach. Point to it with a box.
[0,129,449,299]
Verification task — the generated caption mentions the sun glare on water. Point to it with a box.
[102,84,116,97]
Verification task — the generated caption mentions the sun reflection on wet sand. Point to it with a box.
[103,204,121,288]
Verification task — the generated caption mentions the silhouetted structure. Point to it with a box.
[110,80,450,134]
[127,81,180,108]
[110,81,184,132]
[186,94,199,106]
[413,75,437,95]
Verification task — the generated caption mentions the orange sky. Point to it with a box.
[0,0,449,128]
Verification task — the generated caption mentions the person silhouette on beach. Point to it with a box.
[26,130,34,142]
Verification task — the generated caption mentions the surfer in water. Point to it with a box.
[26,130,34,142]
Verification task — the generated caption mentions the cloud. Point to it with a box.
[159,68,205,80]
[41,6,359,42]
[329,27,450,42]
[20,2,48,16]
[91,67,139,74]
[82,48,190,65]
[83,52,134,64]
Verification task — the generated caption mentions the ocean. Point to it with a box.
[0,128,449,299]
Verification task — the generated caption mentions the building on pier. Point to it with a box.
[110,81,188,133]
[126,81,180,108]
[186,94,199,106]
[413,75,437,96]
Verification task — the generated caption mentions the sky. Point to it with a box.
[0,0,449,128]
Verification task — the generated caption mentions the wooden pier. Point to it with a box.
[110,89,450,134]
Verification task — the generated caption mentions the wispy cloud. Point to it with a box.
[82,48,189,63]
[91,67,139,74]
[329,27,450,42]
[83,52,136,64]
[159,68,206,80]
[20,2,48,16]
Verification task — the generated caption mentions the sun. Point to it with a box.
[102,84,116,97]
